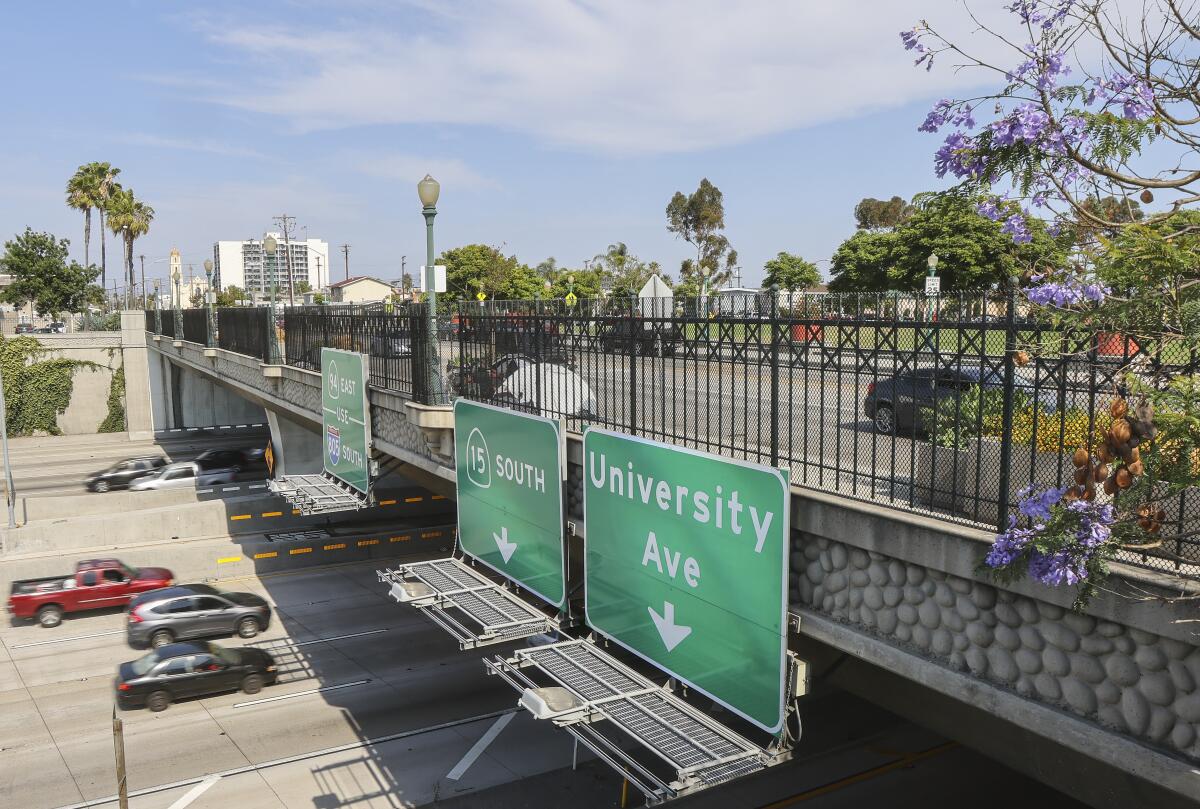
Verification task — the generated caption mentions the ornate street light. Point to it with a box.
[203,259,216,347]
[418,174,447,404]
[264,235,281,364]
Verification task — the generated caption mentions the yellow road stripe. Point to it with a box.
[290,547,312,555]
[292,509,301,515]
[254,551,278,559]
[261,511,283,518]
[421,531,442,539]
[358,539,379,547]
[379,499,397,506]
[390,535,412,542]
[404,496,423,503]
[230,514,251,521]
[217,556,242,564]
[324,543,347,551]
[431,495,446,500]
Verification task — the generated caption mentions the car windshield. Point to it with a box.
[207,643,240,666]
[130,651,159,676]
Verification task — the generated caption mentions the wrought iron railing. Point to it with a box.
[217,307,272,364]
[181,309,208,344]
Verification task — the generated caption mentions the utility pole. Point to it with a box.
[112,707,129,809]
[341,244,351,281]
[273,215,297,306]
[315,256,323,292]
[401,255,406,285]
[138,255,145,308]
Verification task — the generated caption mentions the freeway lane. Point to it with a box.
[0,559,587,809]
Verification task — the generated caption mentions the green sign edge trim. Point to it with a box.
[453,398,567,608]
[321,347,372,494]
[580,426,791,734]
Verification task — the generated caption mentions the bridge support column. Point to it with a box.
[266,410,323,478]
[119,311,156,440]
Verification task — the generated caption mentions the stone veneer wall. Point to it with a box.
[565,460,1200,762]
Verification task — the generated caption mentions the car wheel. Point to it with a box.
[146,690,171,712]
[236,617,260,639]
[94,480,110,493]
[37,605,63,628]
[241,674,265,695]
[874,404,896,435]
[150,629,174,649]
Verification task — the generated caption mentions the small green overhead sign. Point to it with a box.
[583,428,790,733]
[322,348,371,494]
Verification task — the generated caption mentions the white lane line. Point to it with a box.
[186,427,199,432]
[196,488,213,494]
[232,679,370,708]
[445,712,515,781]
[222,486,240,491]
[53,708,515,809]
[12,629,125,649]
[166,775,220,809]
[291,628,388,647]
[248,484,267,490]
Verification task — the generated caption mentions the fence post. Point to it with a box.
[996,284,1018,530]
[769,286,780,467]
[628,293,638,437]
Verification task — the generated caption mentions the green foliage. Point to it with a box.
[0,228,102,316]
[0,336,97,436]
[854,196,914,230]
[590,243,660,296]
[215,285,248,307]
[762,252,821,290]
[546,268,604,299]
[666,178,735,293]
[921,385,1026,450]
[438,244,541,300]
[98,365,126,433]
[829,193,1066,292]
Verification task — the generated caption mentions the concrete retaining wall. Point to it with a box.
[18,333,122,435]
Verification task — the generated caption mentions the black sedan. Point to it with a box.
[85,456,167,492]
[115,641,277,712]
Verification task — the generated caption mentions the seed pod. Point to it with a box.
[1082,484,1096,501]
[1128,459,1144,476]
[1120,445,1135,465]
[1094,463,1108,482]
[1073,448,1090,468]
[1111,418,1133,444]
[1139,517,1152,530]
[1110,398,1127,419]
[1063,486,1080,502]
[1116,467,1133,489]
[1141,189,1155,204]
[1014,350,1030,367]
[1096,443,1113,463]
[1074,466,1089,485]
[1129,446,1140,463]
[1103,474,1118,496]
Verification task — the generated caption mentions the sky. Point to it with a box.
[0,1,1025,291]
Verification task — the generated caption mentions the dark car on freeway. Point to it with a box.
[85,456,167,492]
[127,584,272,649]
[863,366,1055,435]
[597,317,679,356]
[14,323,34,334]
[115,641,277,712]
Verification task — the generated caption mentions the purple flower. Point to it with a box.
[976,198,1004,221]
[1001,213,1032,244]
[1026,275,1109,307]
[1028,549,1088,587]
[986,517,1042,568]
[1018,485,1067,522]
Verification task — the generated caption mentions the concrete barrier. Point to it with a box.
[20,488,201,523]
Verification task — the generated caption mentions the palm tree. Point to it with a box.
[107,188,154,304]
[80,162,122,288]
[65,166,97,267]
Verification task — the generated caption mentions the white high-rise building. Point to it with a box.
[212,234,331,295]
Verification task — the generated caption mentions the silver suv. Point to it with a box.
[127,584,271,649]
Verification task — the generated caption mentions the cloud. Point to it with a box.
[184,0,1030,155]
[346,152,497,190]
[117,133,265,159]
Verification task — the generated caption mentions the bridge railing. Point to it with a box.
[181,308,208,344]
[217,307,273,364]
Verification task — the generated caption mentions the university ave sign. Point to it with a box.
[583,428,790,733]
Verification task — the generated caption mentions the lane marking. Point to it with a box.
[446,712,516,780]
[431,495,447,500]
[230,514,251,521]
[390,535,411,542]
[186,427,199,432]
[249,484,267,490]
[290,547,312,555]
[222,486,240,492]
[291,628,388,647]
[421,531,442,539]
[53,709,516,809]
[404,496,423,503]
[378,499,397,506]
[166,775,220,809]
[292,509,301,515]
[196,488,213,494]
[12,629,125,649]
[324,543,346,551]
[233,678,371,708]
[217,556,242,564]
[261,511,282,518]
[254,551,278,559]
[358,539,379,547]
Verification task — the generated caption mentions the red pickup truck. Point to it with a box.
[7,559,174,627]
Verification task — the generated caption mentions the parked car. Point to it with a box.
[126,583,272,649]
[32,326,54,334]
[863,366,1055,435]
[369,332,412,358]
[491,355,597,418]
[8,559,174,627]
[115,641,277,712]
[49,321,66,333]
[598,317,679,356]
[85,456,167,492]
[14,323,34,334]
[129,461,236,491]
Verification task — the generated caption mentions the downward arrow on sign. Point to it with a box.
[493,526,518,563]
[648,601,692,652]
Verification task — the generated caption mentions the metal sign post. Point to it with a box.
[321,348,371,494]
[582,428,790,733]
[454,399,565,607]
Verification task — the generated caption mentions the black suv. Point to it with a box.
[85,456,167,492]
[598,318,679,356]
[863,366,1051,434]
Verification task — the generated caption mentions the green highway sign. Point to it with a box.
[454,400,565,607]
[322,348,371,494]
[583,429,790,733]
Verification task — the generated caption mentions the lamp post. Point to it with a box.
[203,259,215,347]
[418,174,447,404]
[153,280,162,334]
[0,358,16,528]
[926,252,940,323]
[264,235,281,364]
[171,267,182,338]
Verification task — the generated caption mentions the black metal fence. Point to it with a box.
[283,304,424,397]
[217,307,273,364]
[181,309,209,344]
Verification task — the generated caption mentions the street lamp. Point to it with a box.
[171,267,182,338]
[264,235,281,364]
[418,174,446,404]
[203,259,215,347]
[153,279,162,334]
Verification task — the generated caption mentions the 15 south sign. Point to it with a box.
[454,400,565,608]
[583,429,789,733]
[322,348,370,494]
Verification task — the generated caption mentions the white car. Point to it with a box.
[129,461,235,491]
[493,356,598,418]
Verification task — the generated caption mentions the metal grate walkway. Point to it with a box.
[271,473,369,514]
[378,558,555,649]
